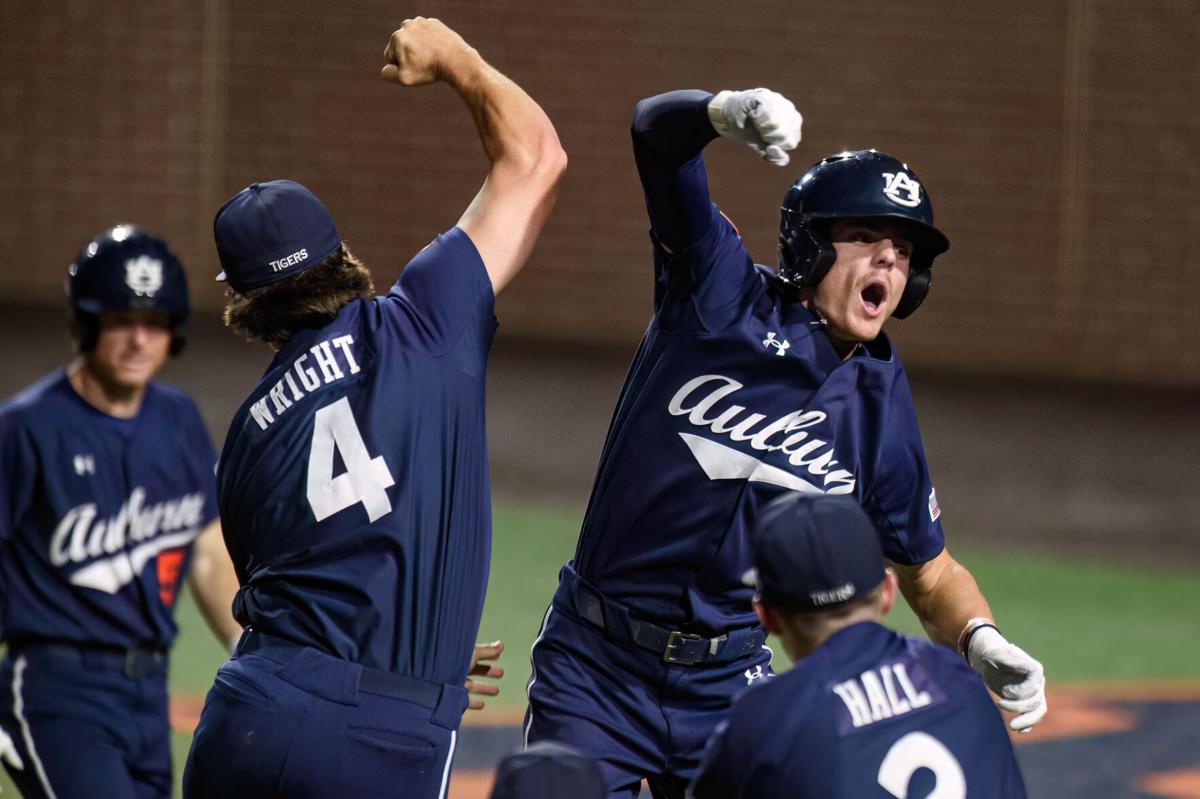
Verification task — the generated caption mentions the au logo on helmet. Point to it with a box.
[125,256,164,297]
[882,171,922,208]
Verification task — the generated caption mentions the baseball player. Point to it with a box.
[0,225,242,799]
[181,18,565,799]
[524,88,1046,796]
[689,493,1027,797]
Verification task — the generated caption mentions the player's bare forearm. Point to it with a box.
[189,521,243,648]
[381,17,566,294]
[891,547,994,649]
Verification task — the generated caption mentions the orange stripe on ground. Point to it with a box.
[1136,769,1200,799]
[1006,687,1135,744]
[448,771,495,799]
[170,694,204,733]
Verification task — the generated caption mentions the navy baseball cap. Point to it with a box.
[746,494,886,612]
[213,179,341,293]
[489,742,605,799]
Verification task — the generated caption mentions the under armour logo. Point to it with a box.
[882,171,922,208]
[73,454,95,476]
[762,332,790,356]
[125,256,163,297]
[745,665,767,685]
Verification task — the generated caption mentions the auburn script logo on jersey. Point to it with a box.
[667,374,856,495]
[49,487,207,594]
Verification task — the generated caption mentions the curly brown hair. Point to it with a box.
[223,244,375,349]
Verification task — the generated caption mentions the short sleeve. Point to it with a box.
[866,369,946,565]
[653,206,759,335]
[386,227,498,373]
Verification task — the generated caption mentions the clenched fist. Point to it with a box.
[381,17,477,86]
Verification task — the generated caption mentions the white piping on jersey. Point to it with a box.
[437,729,457,799]
[13,656,58,799]
[522,605,555,749]
[67,527,201,594]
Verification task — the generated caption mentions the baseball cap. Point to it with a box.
[745,494,886,612]
[489,742,605,799]
[213,179,341,293]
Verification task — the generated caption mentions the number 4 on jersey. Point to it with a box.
[306,397,396,522]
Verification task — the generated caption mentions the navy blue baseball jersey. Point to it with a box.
[690,622,1026,798]
[568,92,945,636]
[0,372,218,649]
[571,206,944,634]
[215,226,496,685]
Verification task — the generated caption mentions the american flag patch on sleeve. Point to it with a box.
[928,487,941,522]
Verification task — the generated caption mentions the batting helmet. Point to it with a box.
[66,225,190,354]
[778,150,950,319]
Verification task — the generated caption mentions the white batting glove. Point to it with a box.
[707,88,802,166]
[964,622,1047,732]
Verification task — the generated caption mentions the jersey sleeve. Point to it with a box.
[866,368,946,564]
[632,90,720,253]
[651,206,760,335]
[384,226,497,377]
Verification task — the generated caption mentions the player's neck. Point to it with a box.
[67,358,147,419]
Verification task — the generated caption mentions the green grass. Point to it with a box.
[3,501,1197,796]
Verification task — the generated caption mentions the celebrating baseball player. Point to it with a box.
[181,18,565,799]
[689,493,1027,797]
[0,226,242,799]
[523,88,1046,796]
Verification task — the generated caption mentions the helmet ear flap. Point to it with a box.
[778,215,836,287]
[893,268,931,319]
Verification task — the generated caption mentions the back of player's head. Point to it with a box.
[213,179,342,294]
[489,742,605,799]
[778,149,950,318]
[747,493,886,614]
[66,224,190,355]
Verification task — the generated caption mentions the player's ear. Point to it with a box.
[753,597,781,634]
[878,569,899,618]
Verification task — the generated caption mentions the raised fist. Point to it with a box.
[381,17,474,86]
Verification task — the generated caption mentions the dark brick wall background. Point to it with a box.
[2,1,1198,387]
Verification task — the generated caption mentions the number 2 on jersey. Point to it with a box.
[877,731,965,799]
[306,397,396,522]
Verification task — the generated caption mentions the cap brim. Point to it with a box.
[215,271,227,282]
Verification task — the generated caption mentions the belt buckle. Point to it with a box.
[662,631,706,665]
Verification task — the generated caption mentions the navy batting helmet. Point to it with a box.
[66,225,190,354]
[778,150,950,319]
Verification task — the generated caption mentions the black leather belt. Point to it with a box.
[555,563,766,666]
[12,640,167,679]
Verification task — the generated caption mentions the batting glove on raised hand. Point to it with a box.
[707,88,802,166]
[964,622,1047,732]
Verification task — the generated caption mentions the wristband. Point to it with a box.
[706,91,735,137]
[957,617,999,660]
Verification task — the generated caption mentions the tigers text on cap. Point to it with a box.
[746,494,886,612]
[213,179,341,293]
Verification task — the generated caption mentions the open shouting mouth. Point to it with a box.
[861,281,888,317]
